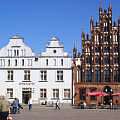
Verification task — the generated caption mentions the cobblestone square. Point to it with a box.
[11,104,120,120]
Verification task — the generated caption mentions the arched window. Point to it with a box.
[103,56,109,64]
[95,69,100,82]
[104,69,110,82]
[86,70,91,82]
[114,70,119,82]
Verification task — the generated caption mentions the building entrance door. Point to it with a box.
[22,88,32,104]
[103,86,113,105]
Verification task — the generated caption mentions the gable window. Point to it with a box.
[8,59,10,66]
[35,57,38,62]
[46,59,48,66]
[53,50,56,53]
[22,59,24,66]
[0,59,5,66]
[61,59,63,66]
[54,59,56,66]
[28,59,32,66]
[14,50,16,56]
[8,49,12,56]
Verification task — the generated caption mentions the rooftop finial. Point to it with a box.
[99,0,102,8]
[109,1,112,9]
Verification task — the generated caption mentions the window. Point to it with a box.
[103,56,109,64]
[104,36,108,42]
[79,88,86,100]
[95,47,100,53]
[7,88,13,98]
[8,71,13,81]
[24,70,30,81]
[104,69,110,82]
[103,47,109,53]
[57,71,63,81]
[46,59,48,66]
[90,88,97,100]
[104,22,108,32]
[86,56,91,64]
[28,59,32,66]
[114,57,118,64]
[85,47,90,53]
[113,34,117,42]
[15,59,17,66]
[0,59,5,66]
[14,50,16,56]
[17,50,19,56]
[40,71,47,81]
[40,89,47,99]
[114,47,118,53]
[14,50,19,56]
[8,49,12,56]
[64,89,70,99]
[53,89,59,99]
[8,59,10,66]
[21,49,24,56]
[22,59,24,66]
[95,35,99,44]
[53,50,56,53]
[54,59,56,66]
[35,57,38,62]
[95,69,100,82]
[95,57,100,64]
[61,59,63,66]
[85,70,91,82]
[114,70,119,82]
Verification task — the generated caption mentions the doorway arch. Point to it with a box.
[103,86,113,105]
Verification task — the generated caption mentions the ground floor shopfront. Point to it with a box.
[73,83,120,106]
[5,83,72,105]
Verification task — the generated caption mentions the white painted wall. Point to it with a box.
[0,36,72,104]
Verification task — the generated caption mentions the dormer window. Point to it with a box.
[53,50,56,53]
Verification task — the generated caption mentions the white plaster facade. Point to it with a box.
[0,36,72,104]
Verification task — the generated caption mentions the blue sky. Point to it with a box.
[0,0,119,55]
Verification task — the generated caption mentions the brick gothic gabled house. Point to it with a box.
[72,5,120,106]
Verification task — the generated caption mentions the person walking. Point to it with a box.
[0,95,10,120]
[55,99,60,110]
[12,98,18,114]
[28,98,32,111]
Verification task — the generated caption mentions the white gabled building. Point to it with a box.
[0,36,72,104]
